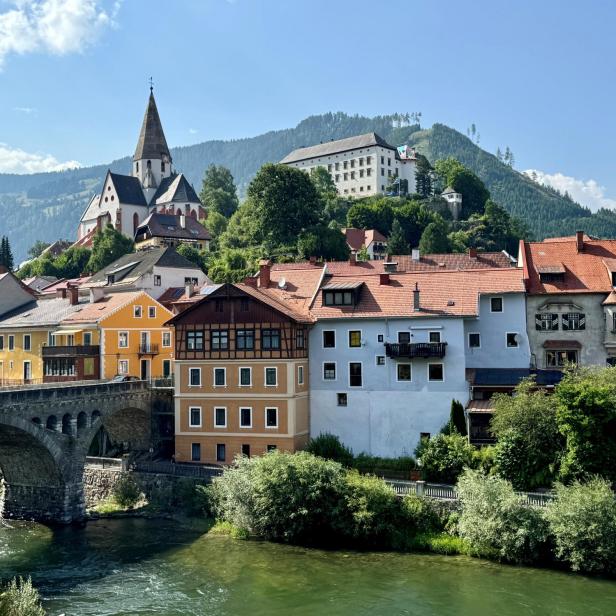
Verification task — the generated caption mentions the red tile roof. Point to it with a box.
[38,276,91,295]
[343,228,387,251]
[523,235,616,294]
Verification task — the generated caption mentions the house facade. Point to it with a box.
[280,133,416,197]
[166,283,311,464]
[134,212,211,251]
[343,228,388,260]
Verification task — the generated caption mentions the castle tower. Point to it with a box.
[133,88,172,203]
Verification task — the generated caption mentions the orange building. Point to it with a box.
[166,283,311,464]
[60,291,174,380]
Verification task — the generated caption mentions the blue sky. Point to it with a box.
[1,0,615,210]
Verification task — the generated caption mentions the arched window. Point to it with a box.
[147,160,151,169]
[190,209,197,219]
[133,212,139,234]
[161,161,165,173]
[176,209,182,216]
[136,161,139,173]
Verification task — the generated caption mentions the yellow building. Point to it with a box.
[61,290,174,380]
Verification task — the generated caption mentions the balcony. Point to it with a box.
[384,342,447,359]
[139,343,159,355]
[42,345,100,357]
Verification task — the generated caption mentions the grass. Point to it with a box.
[89,496,148,516]
[208,520,250,540]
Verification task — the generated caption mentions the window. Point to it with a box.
[337,393,348,406]
[134,305,142,318]
[359,169,364,178]
[84,357,95,376]
[241,444,251,458]
[323,290,355,306]
[349,362,362,387]
[298,365,304,385]
[335,174,340,182]
[211,330,229,351]
[189,407,202,428]
[186,330,204,350]
[367,168,372,177]
[8,335,14,351]
[189,368,201,386]
[154,275,162,286]
[398,332,411,344]
[148,306,156,318]
[343,161,348,169]
[381,168,385,176]
[215,407,227,428]
[214,368,226,386]
[323,362,336,380]
[23,334,31,351]
[388,157,391,166]
[350,159,355,168]
[184,277,198,285]
[376,355,386,366]
[377,334,384,343]
[118,360,129,374]
[162,359,171,377]
[239,367,252,386]
[397,364,412,381]
[162,331,171,347]
[468,333,481,348]
[562,313,585,331]
[546,350,578,367]
[267,445,277,452]
[216,444,226,462]
[240,407,252,428]
[490,297,503,313]
[343,172,348,181]
[191,443,201,462]
[236,329,255,350]
[323,331,336,348]
[348,330,361,348]
[118,332,129,348]
[296,329,305,349]
[261,329,280,350]
[429,332,441,343]
[335,162,340,171]
[83,332,92,345]
[367,156,372,165]
[0,336,3,350]
[535,313,559,331]
[266,407,278,428]
[215,299,224,313]
[428,363,444,381]
[265,367,277,386]
[381,156,384,164]
[506,333,519,348]
[350,171,355,180]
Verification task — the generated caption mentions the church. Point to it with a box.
[77,89,206,245]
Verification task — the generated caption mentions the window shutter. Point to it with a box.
[551,314,559,330]
[579,313,586,330]
[535,314,543,330]
[562,314,569,331]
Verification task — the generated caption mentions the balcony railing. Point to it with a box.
[42,345,100,357]
[139,343,159,355]
[384,342,447,359]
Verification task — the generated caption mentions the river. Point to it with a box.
[0,518,615,615]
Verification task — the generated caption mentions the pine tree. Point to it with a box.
[496,147,503,161]
[387,219,410,255]
[0,236,14,271]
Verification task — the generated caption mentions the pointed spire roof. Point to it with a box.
[133,90,171,162]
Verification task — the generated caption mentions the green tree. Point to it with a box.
[310,166,337,199]
[54,246,91,278]
[27,240,50,259]
[246,163,323,247]
[445,399,467,436]
[0,236,15,270]
[346,200,394,236]
[414,433,475,484]
[418,219,451,254]
[393,200,437,248]
[356,245,370,261]
[387,219,410,255]
[176,243,206,271]
[414,154,433,198]
[434,158,489,218]
[555,367,616,482]
[86,224,134,273]
[297,226,349,261]
[0,576,45,616]
[199,164,239,218]
[205,211,228,240]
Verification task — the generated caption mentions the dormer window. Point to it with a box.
[107,274,115,285]
[322,281,363,307]
[147,160,151,169]
[538,264,565,284]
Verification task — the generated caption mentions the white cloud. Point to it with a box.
[524,169,616,212]
[0,143,81,174]
[188,128,198,135]
[0,0,120,68]
[13,106,37,114]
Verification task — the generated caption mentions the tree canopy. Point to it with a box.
[86,224,134,273]
[199,164,239,218]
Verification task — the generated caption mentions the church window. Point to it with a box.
[107,186,111,191]
[161,161,165,172]
[133,213,139,234]
[190,209,197,218]
[147,160,151,169]
[176,209,182,216]
[136,162,139,173]
[110,196,114,201]
[104,197,108,202]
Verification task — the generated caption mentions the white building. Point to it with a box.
[441,187,463,220]
[280,133,416,198]
[77,89,206,244]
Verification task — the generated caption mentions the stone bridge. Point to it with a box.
[0,380,172,523]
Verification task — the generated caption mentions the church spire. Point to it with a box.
[133,89,171,162]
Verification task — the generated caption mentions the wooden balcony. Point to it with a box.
[139,343,159,355]
[384,342,447,359]
[42,345,100,357]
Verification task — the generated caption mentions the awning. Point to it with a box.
[466,399,495,414]
[51,329,83,336]
[543,340,582,349]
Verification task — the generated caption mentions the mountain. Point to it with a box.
[2,112,615,262]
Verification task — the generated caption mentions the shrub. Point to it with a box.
[472,445,496,475]
[210,451,347,543]
[337,471,404,547]
[456,470,549,564]
[410,532,472,556]
[352,453,415,476]
[441,399,467,436]
[415,434,475,484]
[0,577,45,616]
[305,433,354,467]
[545,478,616,574]
[177,479,211,516]
[112,475,141,509]
[401,494,442,534]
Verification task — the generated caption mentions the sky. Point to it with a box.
[1,0,615,211]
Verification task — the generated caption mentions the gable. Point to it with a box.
[100,292,172,328]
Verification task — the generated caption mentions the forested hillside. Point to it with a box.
[1,112,614,261]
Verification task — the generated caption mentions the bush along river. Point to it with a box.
[1,518,616,616]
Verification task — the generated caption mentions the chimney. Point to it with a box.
[244,276,258,288]
[67,283,79,306]
[185,282,194,298]
[259,259,272,288]
[576,230,584,253]
[180,214,186,229]
[413,282,420,312]
[89,287,105,303]
[411,248,420,261]
[309,255,317,265]
[56,288,67,299]
[349,253,357,266]
[380,273,390,285]
[468,247,478,259]
[384,261,398,273]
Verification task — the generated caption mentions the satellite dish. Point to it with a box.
[278,277,287,290]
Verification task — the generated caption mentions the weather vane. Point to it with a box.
[149,76,154,92]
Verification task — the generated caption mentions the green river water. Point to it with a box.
[0,518,615,615]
